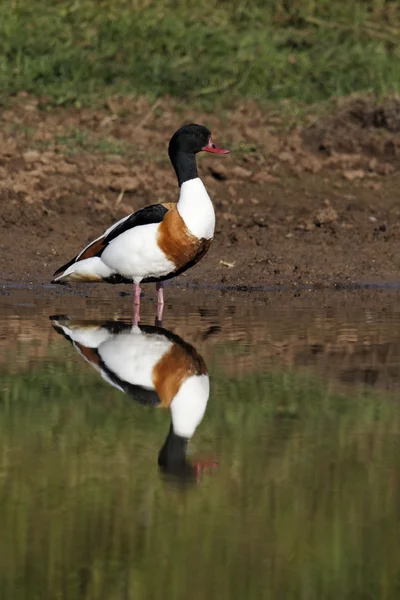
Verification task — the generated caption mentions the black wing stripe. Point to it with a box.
[103,204,169,245]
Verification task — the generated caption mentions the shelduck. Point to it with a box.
[52,124,230,321]
[51,316,216,481]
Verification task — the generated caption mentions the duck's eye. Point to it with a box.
[197,132,202,137]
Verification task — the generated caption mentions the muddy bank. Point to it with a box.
[1,94,400,288]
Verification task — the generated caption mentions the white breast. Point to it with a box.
[177,178,215,240]
[101,222,175,282]
[98,330,173,389]
[170,374,210,438]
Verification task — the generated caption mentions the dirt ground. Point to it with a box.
[1,93,400,289]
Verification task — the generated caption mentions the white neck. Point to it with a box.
[170,374,210,438]
[177,178,215,240]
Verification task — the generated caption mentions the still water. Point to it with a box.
[1,285,400,600]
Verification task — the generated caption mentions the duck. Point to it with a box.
[50,315,217,482]
[52,124,230,323]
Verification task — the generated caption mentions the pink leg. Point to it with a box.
[133,303,140,327]
[156,281,164,305]
[156,303,164,325]
[133,283,141,326]
[133,283,141,305]
[156,282,164,325]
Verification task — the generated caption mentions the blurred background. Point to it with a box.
[1,0,398,107]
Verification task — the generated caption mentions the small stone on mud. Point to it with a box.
[23,150,41,163]
[222,212,236,221]
[253,170,279,184]
[108,176,139,193]
[314,204,339,225]
[300,156,322,173]
[227,185,237,198]
[278,151,294,164]
[364,181,382,191]
[374,162,395,176]
[232,165,252,179]
[343,169,365,181]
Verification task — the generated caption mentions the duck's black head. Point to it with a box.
[168,124,229,157]
[158,424,218,487]
[168,124,230,186]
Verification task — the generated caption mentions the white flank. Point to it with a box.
[74,214,130,262]
[101,222,175,283]
[56,323,113,348]
[53,256,115,282]
[53,323,123,388]
[177,178,215,240]
[170,374,210,438]
[98,330,173,389]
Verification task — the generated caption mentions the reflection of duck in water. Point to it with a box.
[50,316,216,481]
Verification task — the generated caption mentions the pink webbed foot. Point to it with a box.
[192,458,219,484]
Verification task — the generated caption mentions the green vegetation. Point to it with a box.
[1,337,400,599]
[0,0,398,108]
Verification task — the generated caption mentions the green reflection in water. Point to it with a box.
[1,348,400,600]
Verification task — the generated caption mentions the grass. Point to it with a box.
[0,0,398,108]
[1,338,400,599]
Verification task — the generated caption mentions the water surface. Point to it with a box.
[1,286,400,600]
